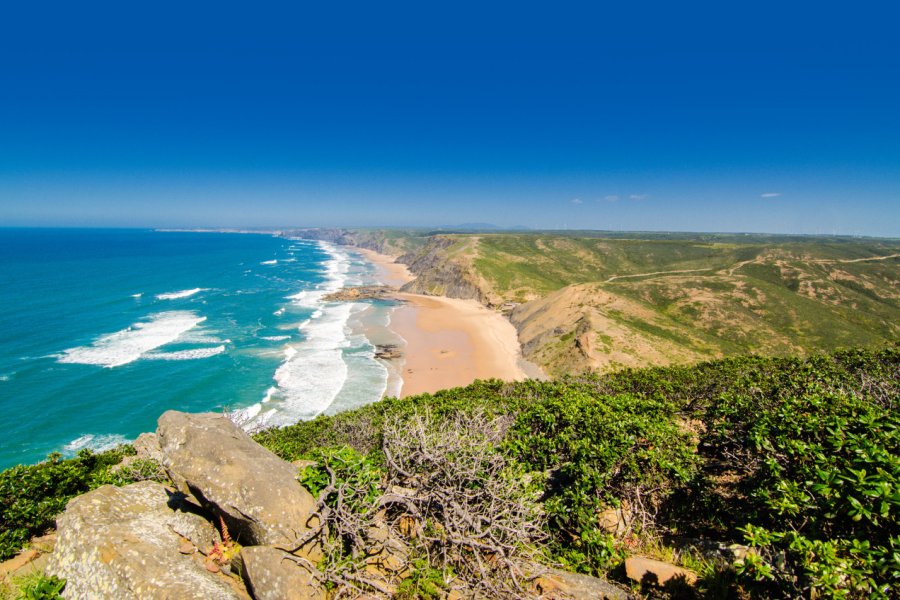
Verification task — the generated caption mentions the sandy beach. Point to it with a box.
[355,248,415,287]
[356,248,529,397]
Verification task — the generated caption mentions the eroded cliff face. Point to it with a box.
[281,228,420,258]
[398,236,499,305]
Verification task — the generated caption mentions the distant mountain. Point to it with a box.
[438,223,501,231]
[434,223,533,232]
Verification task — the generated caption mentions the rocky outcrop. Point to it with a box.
[399,236,497,305]
[46,481,243,600]
[374,344,402,360]
[132,432,164,462]
[48,413,330,599]
[157,411,318,551]
[322,285,398,301]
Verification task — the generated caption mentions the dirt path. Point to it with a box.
[810,253,900,264]
[605,268,713,282]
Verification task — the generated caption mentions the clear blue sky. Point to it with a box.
[1,1,898,236]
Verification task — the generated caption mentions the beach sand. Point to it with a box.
[392,294,528,397]
[357,248,529,397]
[355,248,415,287]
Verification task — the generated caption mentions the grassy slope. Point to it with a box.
[457,233,899,374]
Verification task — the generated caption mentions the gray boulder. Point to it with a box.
[157,411,318,550]
[47,481,242,599]
[237,545,325,600]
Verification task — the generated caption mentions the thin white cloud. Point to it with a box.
[603,195,620,202]
[760,192,781,198]
[571,197,583,204]
[629,194,648,201]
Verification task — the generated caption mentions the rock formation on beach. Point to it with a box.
[321,286,398,302]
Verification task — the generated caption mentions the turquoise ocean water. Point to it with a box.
[0,229,400,469]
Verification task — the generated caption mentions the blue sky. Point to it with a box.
[1,2,898,235]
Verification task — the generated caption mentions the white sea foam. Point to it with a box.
[178,332,225,344]
[58,311,206,368]
[274,307,285,316]
[261,335,291,341]
[131,293,143,298]
[262,386,277,402]
[156,288,206,300]
[243,242,356,428]
[144,345,226,361]
[63,433,130,455]
[261,259,278,265]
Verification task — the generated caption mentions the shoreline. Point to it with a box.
[354,247,529,397]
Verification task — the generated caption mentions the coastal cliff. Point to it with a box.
[396,236,498,305]
[282,228,900,377]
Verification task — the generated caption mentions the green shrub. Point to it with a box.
[708,387,900,597]
[508,392,698,573]
[0,446,165,560]
[16,573,65,600]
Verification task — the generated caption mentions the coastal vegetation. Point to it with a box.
[0,448,166,562]
[254,345,899,597]
[1,346,897,597]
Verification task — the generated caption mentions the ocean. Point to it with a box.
[0,228,402,469]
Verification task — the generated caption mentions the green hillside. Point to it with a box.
[391,231,899,374]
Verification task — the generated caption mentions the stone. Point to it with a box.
[535,567,629,599]
[46,481,242,599]
[0,549,39,577]
[157,411,318,550]
[29,531,58,554]
[625,555,698,587]
[362,511,410,581]
[292,459,319,471]
[237,545,325,600]
[723,542,751,561]
[113,432,166,476]
[597,503,630,536]
[374,344,402,360]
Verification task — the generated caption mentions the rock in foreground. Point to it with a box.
[237,545,324,600]
[157,411,318,550]
[47,481,242,600]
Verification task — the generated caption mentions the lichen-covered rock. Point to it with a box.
[133,432,164,462]
[535,567,629,599]
[157,411,317,549]
[237,546,324,600]
[47,481,241,599]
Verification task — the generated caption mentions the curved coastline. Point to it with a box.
[356,248,530,397]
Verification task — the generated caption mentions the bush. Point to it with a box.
[0,446,167,560]
[508,392,698,573]
[710,388,900,597]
